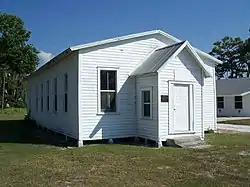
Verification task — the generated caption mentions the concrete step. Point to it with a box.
[166,136,207,148]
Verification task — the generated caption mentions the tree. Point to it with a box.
[239,34,250,76]
[209,36,245,79]
[0,13,38,108]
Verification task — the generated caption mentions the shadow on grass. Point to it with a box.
[0,119,77,147]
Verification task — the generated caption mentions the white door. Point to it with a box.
[170,83,193,133]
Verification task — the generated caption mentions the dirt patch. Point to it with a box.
[196,171,215,179]
[238,151,250,156]
[157,166,172,170]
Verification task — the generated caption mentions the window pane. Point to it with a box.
[41,84,43,96]
[235,102,242,109]
[64,74,68,92]
[41,98,43,112]
[47,96,49,111]
[217,102,224,109]
[100,70,107,90]
[235,96,242,102]
[41,84,43,112]
[143,91,150,103]
[54,78,57,94]
[100,70,116,90]
[144,104,150,117]
[101,92,116,112]
[47,80,49,95]
[217,97,223,102]
[108,71,116,90]
[64,93,68,112]
[54,95,57,112]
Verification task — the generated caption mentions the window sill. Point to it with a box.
[96,112,120,116]
[140,117,153,120]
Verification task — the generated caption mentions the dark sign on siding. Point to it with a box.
[161,95,168,102]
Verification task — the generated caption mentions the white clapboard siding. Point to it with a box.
[159,49,203,140]
[136,74,158,141]
[218,94,250,117]
[200,57,216,130]
[27,53,79,139]
[78,37,166,140]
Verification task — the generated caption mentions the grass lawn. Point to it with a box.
[218,119,250,126]
[0,111,250,186]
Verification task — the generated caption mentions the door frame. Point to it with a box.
[168,80,195,134]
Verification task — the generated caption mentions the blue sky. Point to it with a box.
[1,0,250,65]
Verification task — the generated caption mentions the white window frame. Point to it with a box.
[97,67,120,115]
[140,87,153,119]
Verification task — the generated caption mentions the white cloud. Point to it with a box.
[38,50,54,68]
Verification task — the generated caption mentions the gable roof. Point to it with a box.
[216,77,250,96]
[131,41,211,77]
[70,30,222,64]
[29,30,222,78]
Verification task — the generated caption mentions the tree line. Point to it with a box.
[0,12,249,108]
[210,33,250,78]
[0,13,38,109]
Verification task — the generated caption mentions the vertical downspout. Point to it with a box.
[134,76,138,138]
[213,65,217,131]
[77,51,83,147]
[201,70,205,140]
[157,73,162,147]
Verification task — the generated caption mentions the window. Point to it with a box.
[217,97,224,109]
[64,73,68,112]
[141,88,152,118]
[98,69,118,113]
[53,78,57,112]
[235,96,243,109]
[47,80,49,111]
[41,84,43,112]
[35,85,38,112]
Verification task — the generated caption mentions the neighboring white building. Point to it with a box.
[217,78,250,117]
[27,30,221,147]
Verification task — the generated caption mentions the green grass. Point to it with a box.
[0,108,27,118]
[218,119,250,126]
[0,112,250,186]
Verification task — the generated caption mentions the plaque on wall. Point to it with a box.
[161,95,168,102]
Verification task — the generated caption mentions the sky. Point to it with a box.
[1,0,250,66]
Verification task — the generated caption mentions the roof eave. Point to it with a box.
[29,29,221,79]
[185,41,212,77]
[217,93,249,97]
[157,41,212,77]
[70,30,160,52]
[241,91,250,96]
[27,48,72,79]
[157,30,223,64]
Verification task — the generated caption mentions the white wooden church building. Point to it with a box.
[27,30,221,147]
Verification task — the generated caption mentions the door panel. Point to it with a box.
[169,82,194,134]
[174,84,190,131]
